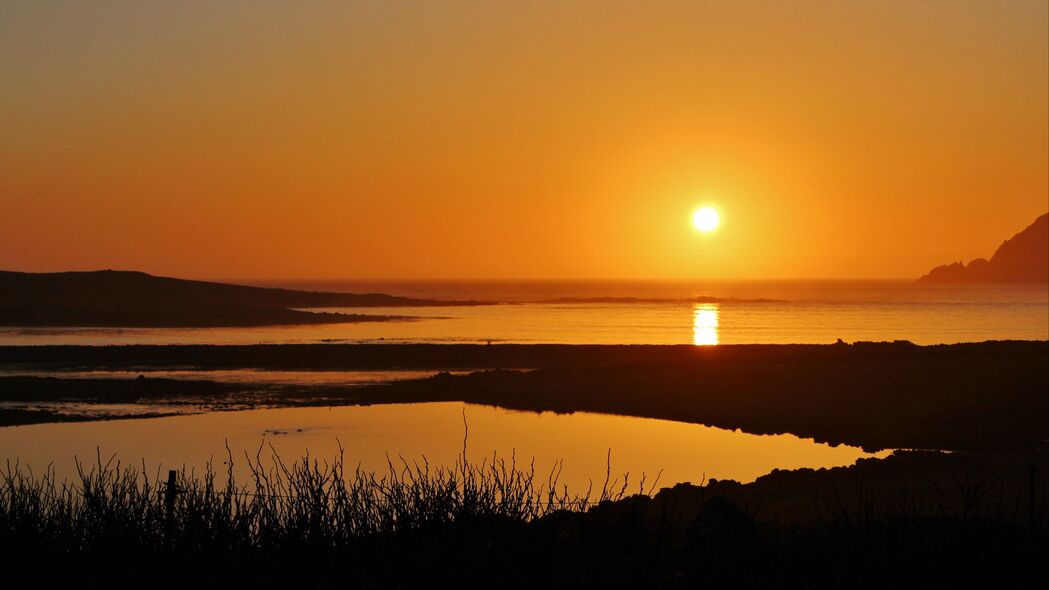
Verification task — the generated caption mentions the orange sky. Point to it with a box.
[1,1,1046,280]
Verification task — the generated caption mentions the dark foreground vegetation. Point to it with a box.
[1,449,1045,589]
[2,341,1046,587]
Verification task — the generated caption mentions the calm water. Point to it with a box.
[0,402,889,492]
[0,280,1032,489]
[2,280,1045,345]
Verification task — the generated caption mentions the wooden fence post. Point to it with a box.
[165,469,177,546]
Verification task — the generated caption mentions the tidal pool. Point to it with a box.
[0,402,889,493]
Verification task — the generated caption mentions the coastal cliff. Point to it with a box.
[919,213,1048,283]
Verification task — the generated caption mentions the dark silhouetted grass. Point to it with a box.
[0,444,637,553]
[1,448,1046,589]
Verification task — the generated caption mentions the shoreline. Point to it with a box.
[0,341,1045,453]
[2,341,1046,586]
[1,339,1043,370]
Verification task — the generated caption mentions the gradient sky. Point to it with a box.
[2,1,1046,280]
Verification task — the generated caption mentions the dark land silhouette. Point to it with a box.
[342,342,1048,453]
[2,341,1047,587]
[0,339,1008,371]
[0,269,487,327]
[2,341,1045,453]
[920,213,1049,283]
[0,375,244,426]
[0,445,1044,589]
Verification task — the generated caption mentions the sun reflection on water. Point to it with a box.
[693,304,719,345]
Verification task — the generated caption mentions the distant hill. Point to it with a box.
[919,213,1049,284]
[0,270,484,327]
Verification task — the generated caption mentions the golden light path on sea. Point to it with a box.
[693,303,719,346]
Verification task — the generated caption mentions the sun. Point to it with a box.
[692,207,720,233]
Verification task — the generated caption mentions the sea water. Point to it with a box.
[1,280,1044,345]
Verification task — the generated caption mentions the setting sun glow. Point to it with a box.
[692,207,721,233]
[692,304,720,346]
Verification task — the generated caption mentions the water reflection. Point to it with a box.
[0,402,888,492]
[693,304,719,345]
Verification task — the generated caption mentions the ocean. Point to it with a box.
[1,279,1045,346]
